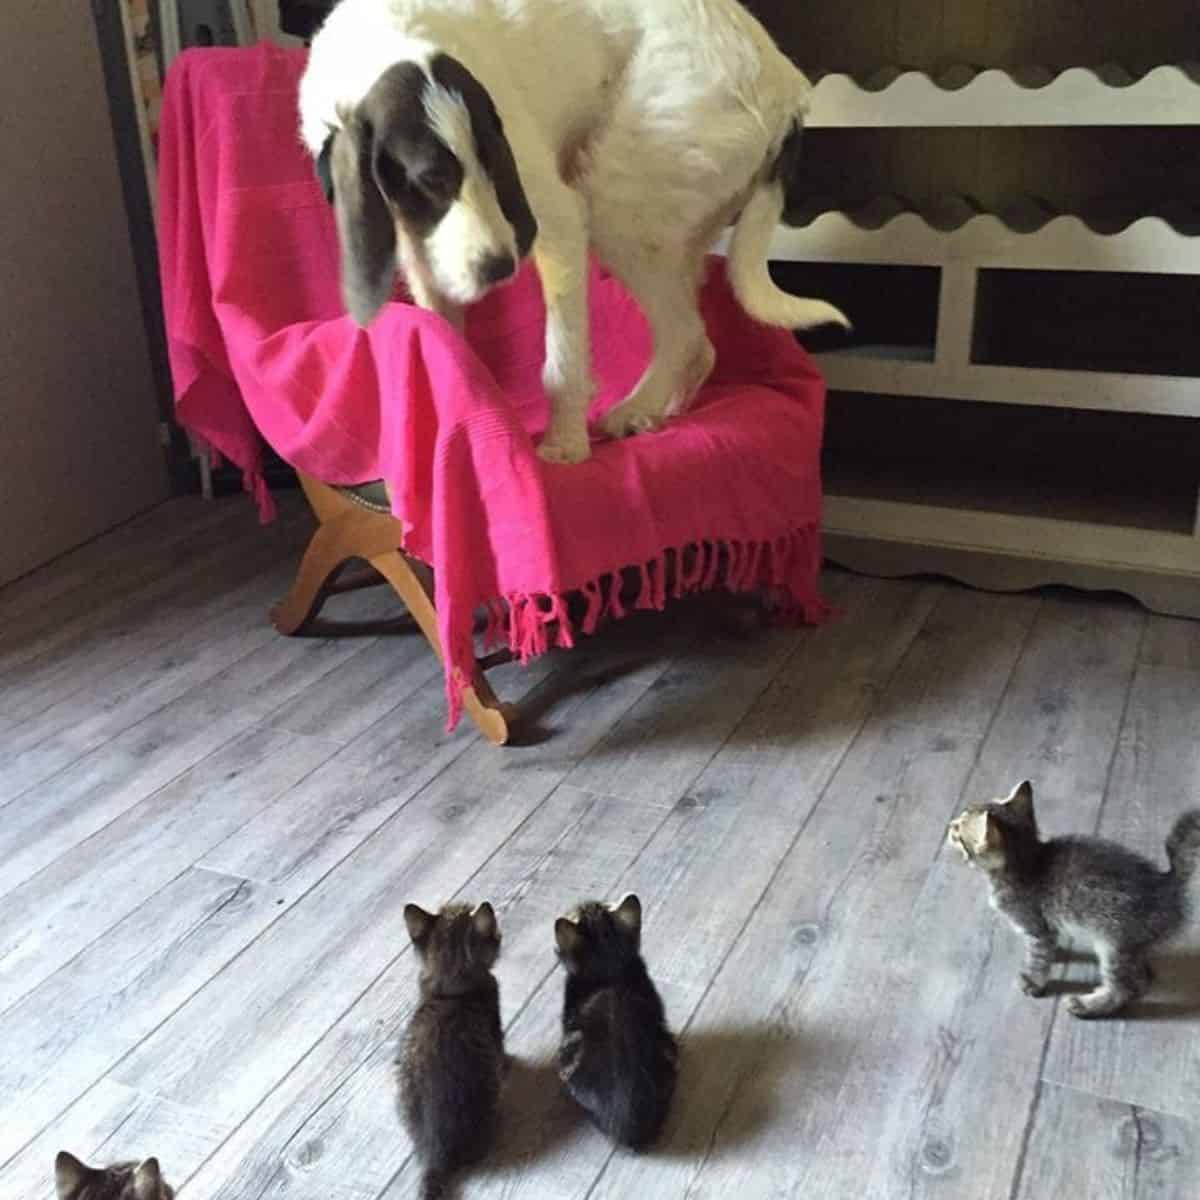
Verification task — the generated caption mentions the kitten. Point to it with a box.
[948,779,1200,1018]
[55,1151,174,1199]
[396,902,505,1200]
[555,894,678,1148]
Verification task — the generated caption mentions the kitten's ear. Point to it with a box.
[1004,780,1036,822]
[612,894,642,939]
[555,916,583,959]
[472,902,498,941]
[55,1151,92,1198]
[132,1158,163,1199]
[404,904,436,946]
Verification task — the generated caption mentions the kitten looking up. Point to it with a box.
[396,902,505,1200]
[555,894,678,1148]
[948,780,1200,1018]
[55,1152,173,1199]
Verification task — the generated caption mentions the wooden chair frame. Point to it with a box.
[271,473,516,744]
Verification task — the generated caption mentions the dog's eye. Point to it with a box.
[418,168,455,197]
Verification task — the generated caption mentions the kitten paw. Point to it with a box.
[537,436,591,464]
[1067,992,1124,1019]
[1020,973,1049,998]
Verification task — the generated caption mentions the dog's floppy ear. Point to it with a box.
[329,63,430,325]
[478,103,537,257]
[431,55,538,258]
[329,112,398,326]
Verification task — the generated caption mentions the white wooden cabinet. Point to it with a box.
[740,2,1200,617]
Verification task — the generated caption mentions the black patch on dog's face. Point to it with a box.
[360,61,465,239]
[429,54,538,257]
[325,56,537,326]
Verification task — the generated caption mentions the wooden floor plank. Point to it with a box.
[110,619,692,1141]
[0,502,308,716]
[181,785,670,1200]
[377,578,944,1200]
[0,679,282,898]
[561,603,831,808]
[0,726,334,1013]
[1140,613,1200,671]
[0,495,255,634]
[1015,1083,1200,1199]
[0,1078,227,1200]
[4,490,1197,1200]
[580,721,982,1200]
[871,586,1041,735]
[0,867,279,1168]
[0,595,286,807]
[1042,662,1200,1123]
[592,594,1140,1200]
[262,633,441,745]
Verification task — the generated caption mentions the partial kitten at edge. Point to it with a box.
[55,1151,174,1200]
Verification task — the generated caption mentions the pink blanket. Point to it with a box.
[158,44,830,728]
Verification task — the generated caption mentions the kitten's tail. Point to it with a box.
[1165,810,1200,882]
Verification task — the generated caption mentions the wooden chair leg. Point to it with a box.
[369,548,516,746]
[277,472,516,744]
[270,515,358,634]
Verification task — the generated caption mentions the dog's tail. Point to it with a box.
[1166,810,1200,883]
[726,124,850,333]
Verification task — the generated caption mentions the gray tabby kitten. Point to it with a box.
[555,894,678,1148]
[55,1152,173,1200]
[948,780,1200,1018]
[396,902,505,1200]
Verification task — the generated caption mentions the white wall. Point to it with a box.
[0,0,168,585]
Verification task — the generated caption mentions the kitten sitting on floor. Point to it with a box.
[55,1151,173,1199]
[555,894,678,1148]
[948,780,1200,1018]
[396,902,505,1200]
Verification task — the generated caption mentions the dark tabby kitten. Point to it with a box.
[948,780,1200,1018]
[396,902,505,1200]
[555,894,678,1148]
[55,1151,173,1199]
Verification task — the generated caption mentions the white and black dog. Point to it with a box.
[299,0,849,464]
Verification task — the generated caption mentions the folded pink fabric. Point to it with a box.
[158,44,830,728]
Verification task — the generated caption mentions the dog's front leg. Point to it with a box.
[532,195,592,465]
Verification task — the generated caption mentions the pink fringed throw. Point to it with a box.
[157,45,831,729]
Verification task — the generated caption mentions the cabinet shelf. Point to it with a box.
[807,62,1200,127]
[767,200,1200,272]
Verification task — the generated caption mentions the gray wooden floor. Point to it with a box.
[2,493,1198,1199]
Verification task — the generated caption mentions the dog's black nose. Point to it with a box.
[477,253,516,287]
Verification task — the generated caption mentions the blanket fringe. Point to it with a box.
[445,525,829,731]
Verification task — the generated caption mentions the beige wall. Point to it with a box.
[0,0,167,586]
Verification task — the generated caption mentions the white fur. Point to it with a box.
[300,0,849,463]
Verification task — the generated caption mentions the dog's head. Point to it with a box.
[322,54,537,325]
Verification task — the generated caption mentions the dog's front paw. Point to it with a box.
[537,436,591,465]
[600,406,663,439]
[1019,973,1048,998]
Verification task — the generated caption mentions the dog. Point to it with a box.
[299,0,849,464]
